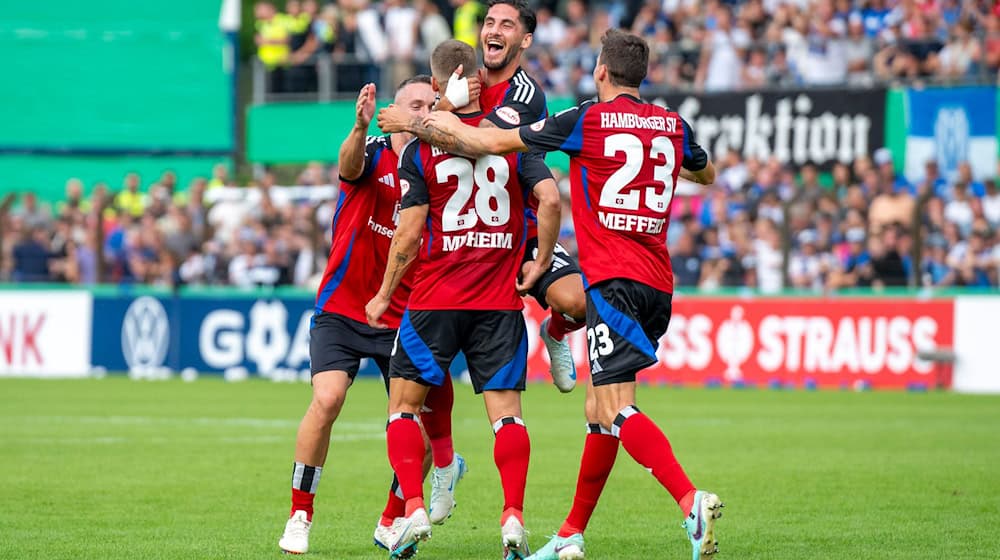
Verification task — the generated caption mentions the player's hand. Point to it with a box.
[443,64,472,108]
[516,259,547,295]
[377,104,409,134]
[365,294,391,328]
[422,110,463,135]
[355,83,376,129]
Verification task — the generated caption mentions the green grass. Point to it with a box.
[1,378,998,559]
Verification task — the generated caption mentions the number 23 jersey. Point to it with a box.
[399,111,552,311]
[519,94,708,294]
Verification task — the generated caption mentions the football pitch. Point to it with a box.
[1,377,998,560]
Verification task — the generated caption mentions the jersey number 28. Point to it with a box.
[600,133,676,213]
[437,156,511,232]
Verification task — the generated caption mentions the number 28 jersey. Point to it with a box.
[399,111,551,311]
[519,94,709,294]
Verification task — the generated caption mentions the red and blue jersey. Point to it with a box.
[480,67,551,238]
[315,135,412,328]
[398,112,551,311]
[520,94,709,294]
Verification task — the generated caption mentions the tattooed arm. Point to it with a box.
[365,204,427,328]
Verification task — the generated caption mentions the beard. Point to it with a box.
[484,47,520,71]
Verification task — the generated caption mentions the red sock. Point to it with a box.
[558,425,619,537]
[547,310,585,341]
[386,414,425,515]
[422,374,455,468]
[493,417,530,514]
[290,462,322,521]
[615,407,695,514]
[291,488,315,521]
[380,475,406,526]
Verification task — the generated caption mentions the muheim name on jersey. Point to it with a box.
[442,231,513,252]
[643,87,886,170]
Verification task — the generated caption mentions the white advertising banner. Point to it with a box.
[0,291,92,378]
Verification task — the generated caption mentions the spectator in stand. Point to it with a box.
[870,224,910,287]
[416,0,452,57]
[12,227,51,282]
[533,5,567,47]
[384,0,420,89]
[451,0,485,48]
[949,226,995,286]
[944,182,976,236]
[15,192,52,230]
[844,12,876,85]
[58,179,90,219]
[869,172,916,234]
[286,0,320,92]
[921,233,954,286]
[697,5,750,91]
[982,179,1000,228]
[670,231,703,289]
[934,19,982,79]
[753,218,784,293]
[208,164,231,189]
[116,173,146,218]
[255,1,290,92]
[984,12,1000,75]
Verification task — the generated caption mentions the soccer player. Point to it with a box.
[421,29,724,560]
[378,0,585,394]
[365,39,561,560]
[277,78,465,556]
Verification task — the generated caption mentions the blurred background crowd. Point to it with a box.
[252,0,1000,98]
[3,0,999,292]
[3,150,999,291]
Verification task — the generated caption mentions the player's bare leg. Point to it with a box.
[385,378,434,556]
[527,377,613,560]
[539,274,586,392]
[280,370,352,554]
[594,382,723,559]
[483,390,531,559]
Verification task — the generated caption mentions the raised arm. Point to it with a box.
[518,175,561,294]
[338,83,377,181]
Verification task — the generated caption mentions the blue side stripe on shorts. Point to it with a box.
[482,329,528,391]
[589,289,657,361]
[398,310,446,386]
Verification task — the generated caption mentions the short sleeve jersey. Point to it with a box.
[480,68,552,238]
[315,135,412,328]
[398,112,551,311]
[519,94,709,294]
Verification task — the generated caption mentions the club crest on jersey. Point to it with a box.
[530,120,545,132]
[496,106,521,125]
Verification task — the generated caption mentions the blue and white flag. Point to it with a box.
[904,87,997,184]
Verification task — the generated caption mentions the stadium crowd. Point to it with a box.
[4,150,999,291]
[255,0,1000,95]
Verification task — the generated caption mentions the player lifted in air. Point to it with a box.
[365,39,561,560]
[277,78,465,557]
[378,0,585,394]
[422,29,724,560]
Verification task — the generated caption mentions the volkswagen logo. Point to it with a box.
[121,296,170,369]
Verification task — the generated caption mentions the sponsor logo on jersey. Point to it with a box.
[378,174,395,188]
[400,179,410,197]
[368,216,395,238]
[496,106,521,125]
[529,120,545,132]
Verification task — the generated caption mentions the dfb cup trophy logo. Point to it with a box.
[121,296,170,370]
[716,306,754,381]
